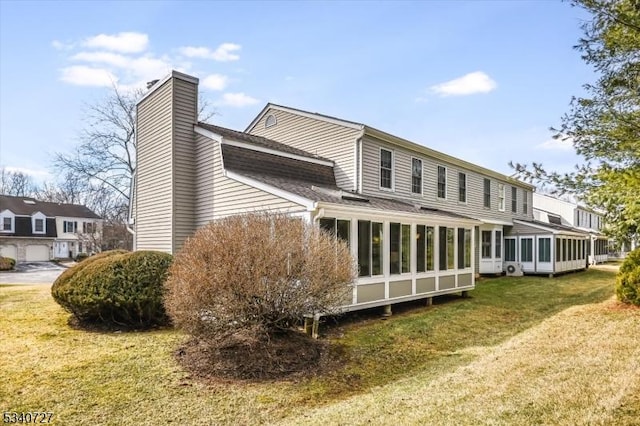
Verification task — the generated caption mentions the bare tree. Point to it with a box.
[0,167,39,196]
[53,83,215,224]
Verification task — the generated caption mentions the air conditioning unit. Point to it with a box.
[504,262,524,277]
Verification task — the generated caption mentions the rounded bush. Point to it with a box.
[52,250,173,328]
[165,212,357,340]
[616,248,640,306]
[0,256,16,271]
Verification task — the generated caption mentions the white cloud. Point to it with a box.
[179,43,241,61]
[201,74,228,91]
[536,137,574,151]
[213,43,241,61]
[83,32,149,53]
[430,71,497,97]
[220,92,259,107]
[60,66,117,87]
[71,51,130,67]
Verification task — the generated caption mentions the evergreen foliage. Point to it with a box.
[616,248,640,306]
[52,250,172,328]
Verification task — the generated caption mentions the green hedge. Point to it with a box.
[0,256,16,271]
[616,248,640,306]
[51,250,172,329]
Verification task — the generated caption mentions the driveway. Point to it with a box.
[0,262,70,285]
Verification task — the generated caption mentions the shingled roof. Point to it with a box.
[221,145,476,222]
[0,195,101,219]
[198,122,332,162]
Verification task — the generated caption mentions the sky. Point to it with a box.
[0,0,595,185]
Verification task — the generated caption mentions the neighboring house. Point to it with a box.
[0,195,102,262]
[131,71,572,313]
[533,193,610,265]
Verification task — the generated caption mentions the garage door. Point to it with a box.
[0,244,17,260]
[25,245,50,261]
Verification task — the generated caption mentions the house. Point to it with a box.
[131,71,562,313]
[533,193,610,265]
[0,195,102,262]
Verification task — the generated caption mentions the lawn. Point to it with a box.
[1,267,638,425]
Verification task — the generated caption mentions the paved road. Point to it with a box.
[0,262,69,285]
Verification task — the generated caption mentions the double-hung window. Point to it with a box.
[458,172,467,203]
[380,149,393,190]
[498,184,505,211]
[411,158,422,194]
[483,179,491,208]
[437,166,446,199]
[522,189,528,214]
[63,221,77,233]
[511,187,517,213]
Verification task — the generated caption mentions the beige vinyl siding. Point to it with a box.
[171,78,197,252]
[361,137,533,223]
[195,134,215,227]
[135,79,173,253]
[211,144,305,217]
[248,108,360,191]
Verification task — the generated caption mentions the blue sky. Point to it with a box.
[0,0,593,184]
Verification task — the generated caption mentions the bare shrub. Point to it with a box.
[165,212,357,342]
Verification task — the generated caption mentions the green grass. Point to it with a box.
[1,268,638,425]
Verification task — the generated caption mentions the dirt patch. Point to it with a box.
[175,329,344,382]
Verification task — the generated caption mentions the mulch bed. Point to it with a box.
[174,329,343,381]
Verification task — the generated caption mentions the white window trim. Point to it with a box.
[411,157,423,195]
[436,165,447,200]
[264,114,277,128]
[1,209,15,233]
[32,212,47,234]
[498,183,505,212]
[63,220,78,234]
[458,172,467,204]
[379,148,395,192]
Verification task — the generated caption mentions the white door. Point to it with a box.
[536,236,553,273]
[54,242,68,258]
[0,244,17,260]
[479,226,503,274]
[25,245,49,261]
[519,237,535,272]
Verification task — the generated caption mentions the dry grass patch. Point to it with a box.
[1,268,634,425]
[275,298,640,426]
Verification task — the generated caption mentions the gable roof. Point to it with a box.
[0,195,101,219]
[247,103,534,190]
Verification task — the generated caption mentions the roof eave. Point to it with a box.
[363,126,534,190]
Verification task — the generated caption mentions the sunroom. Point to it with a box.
[505,219,589,276]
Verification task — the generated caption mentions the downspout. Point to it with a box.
[126,169,136,238]
[356,127,365,194]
